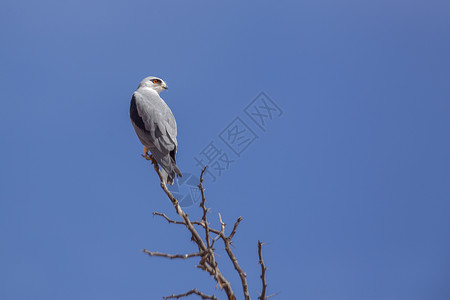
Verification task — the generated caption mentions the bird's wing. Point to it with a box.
[131,91,178,158]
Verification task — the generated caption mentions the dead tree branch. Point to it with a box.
[163,288,218,300]
[199,167,211,249]
[144,159,272,300]
[149,159,235,300]
[150,158,207,251]
[153,211,222,235]
[228,217,243,240]
[142,249,203,260]
[153,212,187,225]
[257,241,267,300]
[219,227,250,300]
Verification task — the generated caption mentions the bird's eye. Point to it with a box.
[152,80,158,84]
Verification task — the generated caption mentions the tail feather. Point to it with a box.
[157,155,182,185]
[173,163,182,178]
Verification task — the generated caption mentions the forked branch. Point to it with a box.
[145,159,272,300]
[163,288,218,300]
[149,160,235,300]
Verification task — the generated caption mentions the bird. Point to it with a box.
[129,76,182,185]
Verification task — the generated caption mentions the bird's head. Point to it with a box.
[138,76,168,94]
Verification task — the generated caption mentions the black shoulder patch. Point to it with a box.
[130,95,149,133]
[170,147,176,163]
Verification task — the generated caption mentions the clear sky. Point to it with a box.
[1,0,450,299]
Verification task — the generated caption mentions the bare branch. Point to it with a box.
[150,157,206,251]
[199,166,211,249]
[257,241,267,300]
[153,212,186,225]
[150,159,236,300]
[218,213,226,234]
[222,235,250,300]
[204,226,221,235]
[196,262,234,298]
[142,249,203,260]
[153,211,222,235]
[197,167,224,292]
[227,217,243,240]
[216,214,250,300]
[163,288,218,300]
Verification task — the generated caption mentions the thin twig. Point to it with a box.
[221,236,250,300]
[142,249,203,260]
[228,217,243,240]
[217,214,250,300]
[258,241,267,300]
[197,167,222,289]
[163,288,218,300]
[153,211,222,235]
[153,212,186,225]
[218,213,226,234]
[199,166,211,249]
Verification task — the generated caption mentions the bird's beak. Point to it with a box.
[162,83,168,90]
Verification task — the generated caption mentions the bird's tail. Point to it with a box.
[159,156,182,185]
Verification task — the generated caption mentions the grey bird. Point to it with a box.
[130,76,182,185]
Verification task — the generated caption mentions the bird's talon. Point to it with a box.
[142,153,153,161]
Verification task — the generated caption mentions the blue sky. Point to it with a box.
[1,0,450,299]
